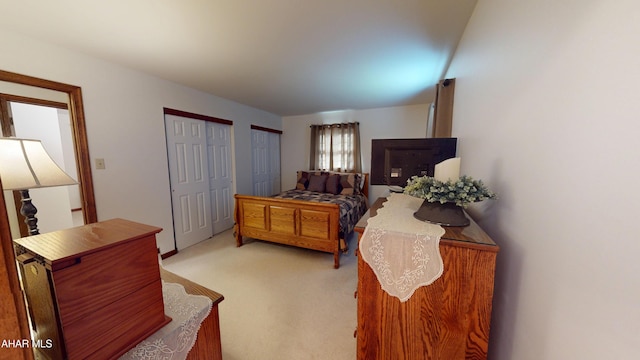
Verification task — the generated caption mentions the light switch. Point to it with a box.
[95,158,106,170]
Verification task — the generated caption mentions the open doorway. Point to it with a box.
[0,70,96,228]
[1,100,84,236]
[0,69,97,357]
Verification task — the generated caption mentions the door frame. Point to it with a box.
[0,70,97,225]
[0,69,96,360]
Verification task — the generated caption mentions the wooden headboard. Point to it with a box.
[361,173,370,199]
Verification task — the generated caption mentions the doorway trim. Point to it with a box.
[0,69,97,224]
[164,107,233,126]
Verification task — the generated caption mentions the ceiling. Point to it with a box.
[1,0,477,116]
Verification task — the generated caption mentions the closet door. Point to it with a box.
[251,128,281,196]
[251,129,269,196]
[207,122,234,234]
[268,131,281,195]
[165,115,213,250]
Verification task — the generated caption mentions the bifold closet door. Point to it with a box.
[251,129,269,196]
[165,115,213,250]
[207,122,234,235]
[251,129,281,196]
[267,131,281,195]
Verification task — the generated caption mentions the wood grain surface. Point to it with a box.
[356,198,498,360]
[14,219,168,360]
[235,195,342,268]
[160,268,224,360]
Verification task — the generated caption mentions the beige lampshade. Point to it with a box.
[0,137,77,190]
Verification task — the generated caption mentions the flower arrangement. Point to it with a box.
[403,175,496,208]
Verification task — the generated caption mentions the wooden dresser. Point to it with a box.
[354,198,499,360]
[159,268,224,360]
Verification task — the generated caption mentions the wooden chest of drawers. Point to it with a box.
[14,218,170,360]
[354,198,499,360]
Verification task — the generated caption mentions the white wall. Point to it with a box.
[11,103,75,234]
[446,1,640,359]
[57,108,83,212]
[281,104,431,203]
[1,30,281,254]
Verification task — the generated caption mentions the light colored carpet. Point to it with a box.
[161,229,359,360]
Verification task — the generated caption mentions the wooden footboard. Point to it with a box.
[234,194,343,268]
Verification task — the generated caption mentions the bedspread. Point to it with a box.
[273,190,368,237]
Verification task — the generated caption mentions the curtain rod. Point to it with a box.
[309,122,359,128]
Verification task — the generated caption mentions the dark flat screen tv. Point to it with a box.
[370,138,457,186]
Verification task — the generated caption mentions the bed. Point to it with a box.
[234,171,369,269]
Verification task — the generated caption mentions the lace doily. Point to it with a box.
[359,193,445,302]
[120,281,213,360]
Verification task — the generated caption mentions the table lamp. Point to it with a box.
[0,137,77,235]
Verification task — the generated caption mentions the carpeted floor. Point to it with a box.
[161,229,359,360]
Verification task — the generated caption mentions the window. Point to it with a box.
[310,122,361,172]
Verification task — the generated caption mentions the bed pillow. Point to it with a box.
[307,174,328,192]
[339,173,358,195]
[355,173,365,194]
[325,174,342,195]
[296,171,310,190]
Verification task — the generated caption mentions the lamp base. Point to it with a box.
[413,200,470,227]
[19,190,40,236]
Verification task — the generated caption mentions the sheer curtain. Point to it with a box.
[309,122,362,172]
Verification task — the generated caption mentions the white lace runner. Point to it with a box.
[359,193,445,302]
[120,280,213,360]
